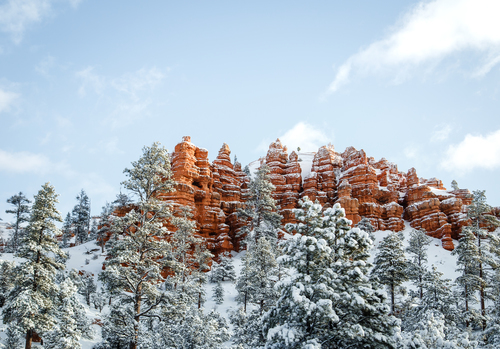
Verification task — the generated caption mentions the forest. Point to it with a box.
[1,142,500,349]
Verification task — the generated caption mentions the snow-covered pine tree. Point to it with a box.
[371,231,409,316]
[451,180,459,191]
[0,260,14,308]
[3,321,24,349]
[218,251,236,282]
[98,142,176,349]
[465,190,500,330]
[237,164,282,248]
[2,182,67,349]
[452,226,482,328]
[91,287,107,312]
[78,272,97,306]
[403,265,459,333]
[72,189,91,245]
[213,281,224,305]
[61,212,73,248]
[5,191,30,252]
[96,202,114,253]
[44,278,94,349]
[263,197,398,348]
[324,225,399,348]
[406,229,432,299]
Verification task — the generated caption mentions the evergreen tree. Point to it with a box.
[96,202,114,253]
[218,251,236,282]
[236,237,278,315]
[5,191,31,252]
[406,229,432,299]
[78,272,97,306]
[0,260,14,308]
[213,281,224,305]
[99,142,176,349]
[452,226,482,328]
[263,197,398,348]
[3,321,24,349]
[72,189,91,245]
[451,180,459,190]
[44,278,94,349]
[238,164,282,248]
[91,287,107,312]
[404,266,459,332]
[61,212,73,248]
[466,190,500,330]
[371,231,409,316]
[2,183,67,349]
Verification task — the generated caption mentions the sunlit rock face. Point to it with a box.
[108,137,475,254]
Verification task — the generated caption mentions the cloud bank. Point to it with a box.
[442,129,500,172]
[327,0,500,94]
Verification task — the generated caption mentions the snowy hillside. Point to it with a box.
[0,224,461,348]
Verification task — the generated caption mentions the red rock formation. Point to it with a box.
[105,137,477,253]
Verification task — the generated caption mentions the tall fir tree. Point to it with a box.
[96,202,114,253]
[371,231,409,316]
[61,212,73,248]
[237,164,282,248]
[452,226,482,328]
[406,229,432,299]
[5,191,31,252]
[72,189,91,245]
[466,190,500,330]
[2,183,67,349]
[99,142,176,349]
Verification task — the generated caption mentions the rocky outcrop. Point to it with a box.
[108,137,476,253]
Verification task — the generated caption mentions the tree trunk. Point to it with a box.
[25,329,32,349]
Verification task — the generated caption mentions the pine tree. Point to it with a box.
[99,142,176,349]
[451,180,459,190]
[238,164,282,248]
[263,197,398,348]
[236,237,278,315]
[452,226,482,328]
[5,191,31,252]
[0,260,14,308]
[3,321,24,349]
[61,212,73,248]
[371,231,409,316]
[466,190,500,330]
[91,287,107,312]
[72,189,91,245]
[213,281,224,305]
[218,251,236,282]
[78,272,97,306]
[406,229,432,299]
[2,183,67,349]
[96,202,114,253]
[44,278,94,349]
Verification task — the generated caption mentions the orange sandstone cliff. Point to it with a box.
[109,137,475,254]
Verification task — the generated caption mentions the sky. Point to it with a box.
[0,0,500,222]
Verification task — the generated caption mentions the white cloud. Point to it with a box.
[257,122,332,153]
[431,124,453,142]
[0,88,18,112]
[0,0,81,44]
[442,129,500,172]
[327,0,500,94]
[0,149,56,174]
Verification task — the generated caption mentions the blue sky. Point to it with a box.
[1,0,500,221]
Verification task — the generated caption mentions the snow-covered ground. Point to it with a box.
[0,224,460,348]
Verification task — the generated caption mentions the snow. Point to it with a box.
[0,227,462,348]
